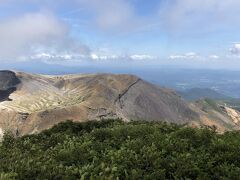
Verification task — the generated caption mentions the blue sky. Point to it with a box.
[1,0,240,69]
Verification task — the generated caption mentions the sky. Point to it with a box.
[1,0,240,70]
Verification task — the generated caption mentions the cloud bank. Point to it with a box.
[1,0,240,67]
[0,12,67,60]
[0,11,92,62]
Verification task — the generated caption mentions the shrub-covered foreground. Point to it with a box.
[1,120,240,179]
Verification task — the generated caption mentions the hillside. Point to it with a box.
[178,88,230,101]
[0,70,239,136]
[194,98,240,127]
[1,120,240,179]
[0,71,200,136]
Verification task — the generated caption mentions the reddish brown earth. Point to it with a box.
[0,71,239,136]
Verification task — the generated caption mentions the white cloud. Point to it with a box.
[0,12,91,61]
[169,52,200,60]
[230,44,240,55]
[130,54,156,60]
[169,55,185,60]
[209,55,219,59]
[169,52,222,61]
[90,54,99,60]
[27,51,156,62]
[31,53,55,60]
[31,53,74,61]
[90,54,118,61]
[90,53,155,61]
[184,52,197,58]
[0,12,68,60]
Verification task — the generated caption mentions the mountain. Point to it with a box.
[193,98,240,128]
[178,88,230,101]
[0,70,239,136]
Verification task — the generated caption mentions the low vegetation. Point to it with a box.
[1,120,240,179]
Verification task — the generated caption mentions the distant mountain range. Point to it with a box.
[178,88,231,101]
[0,70,240,136]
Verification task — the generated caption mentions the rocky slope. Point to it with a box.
[193,99,240,132]
[0,70,239,136]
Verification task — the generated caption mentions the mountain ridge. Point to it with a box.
[0,70,239,136]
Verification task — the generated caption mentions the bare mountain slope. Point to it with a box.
[193,99,240,132]
[0,71,239,136]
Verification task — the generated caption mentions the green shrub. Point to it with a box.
[0,119,239,179]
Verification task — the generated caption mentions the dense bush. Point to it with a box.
[1,119,240,179]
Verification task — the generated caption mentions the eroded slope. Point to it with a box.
[0,71,239,136]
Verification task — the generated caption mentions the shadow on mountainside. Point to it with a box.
[0,70,21,102]
[0,87,17,102]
